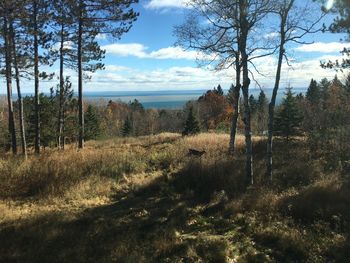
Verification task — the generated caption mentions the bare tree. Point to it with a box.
[175,1,242,153]
[175,0,274,185]
[266,0,325,180]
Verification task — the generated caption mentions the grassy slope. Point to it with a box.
[0,133,349,262]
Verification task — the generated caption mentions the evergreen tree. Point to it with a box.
[129,99,144,112]
[22,0,55,153]
[214,84,224,96]
[274,88,303,141]
[183,107,200,136]
[249,95,258,114]
[257,91,268,110]
[52,0,77,149]
[59,77,77,147]
[24,93,57,148]
[344,73,350,94]
[1,7,17,154]
[84,105,100,140]
[306,79,321,104]
[74,0,138,149]
[122,116,132,137]
[319,78,331,102]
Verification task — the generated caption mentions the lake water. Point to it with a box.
[7,87,307,109]
[84,87,307,109]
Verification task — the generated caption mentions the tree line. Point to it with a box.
[1,0,349,187]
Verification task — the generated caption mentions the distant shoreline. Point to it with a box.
[0,87,307,109]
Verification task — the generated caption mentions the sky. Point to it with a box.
[9,0,350,93]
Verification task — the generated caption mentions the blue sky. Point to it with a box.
[13,0,350,93]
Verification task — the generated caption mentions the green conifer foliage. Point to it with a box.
[183,107,200,136]
[274,88,303,141]
[306,79,321,105]
[214,84,224,96]
[85,105,100,140]
[122,116,133,137]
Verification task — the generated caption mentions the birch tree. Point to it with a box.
[175,0,274,185]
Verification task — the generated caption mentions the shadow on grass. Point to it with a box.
[0,171,239,263]
[1,139,349,262]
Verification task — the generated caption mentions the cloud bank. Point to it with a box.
[102,43,209,60]
[294,42,350,53]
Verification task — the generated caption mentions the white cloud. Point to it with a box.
[17,53,346,93]
[102,43,149,58]
[86,64,234,90]
[149,46,204,60]
[104,65,131,72]
[294,42,350,53]
[249,53,345,88]
[144,0,190,9]
[102,43,210,60]
[89,54,337,91]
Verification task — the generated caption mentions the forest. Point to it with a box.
[1,0,350,262]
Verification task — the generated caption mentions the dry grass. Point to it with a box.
[0,133,349,262]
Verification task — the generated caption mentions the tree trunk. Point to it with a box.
[57,23,65,149]
[239,0,253,186]
[10,20,27,158]
[78,0,84,149]
[33,0,40,154]
[242,83,253,186]
[229,53,241,154]
[267,20,286,181]
[3,17,17,155]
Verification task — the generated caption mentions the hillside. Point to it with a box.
[0,133,349,262]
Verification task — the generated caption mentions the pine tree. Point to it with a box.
[344,73,350,94]
[257,90,268,110]
[52,0,77,149]
[10,19,27,158]
[274,88,303,141]
[319,78,331,102]
[84,105,100,140]
[129,99,144,112]
[74,0,138,149]
[1,6,17,155]
[215,84,224,96]
[122,116,132,137]
[249,95,258,114]
[19,0,55,154]
[183,107,200,136]
[306,79,321,105]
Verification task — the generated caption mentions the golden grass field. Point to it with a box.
[0,133,349,262]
